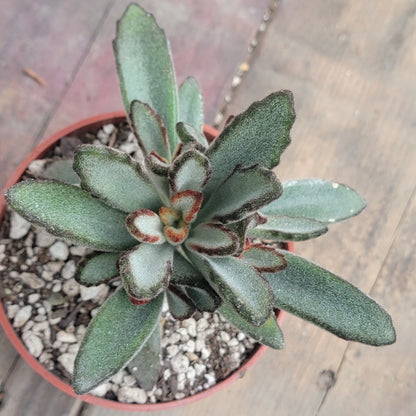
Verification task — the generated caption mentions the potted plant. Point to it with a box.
[2,2,395,409]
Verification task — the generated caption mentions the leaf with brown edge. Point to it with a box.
[228,213,267,255]
[126,209,166,244]
[186,223,239,257]
[167,287,196,319]
[74,145,161,213]
[144,151,170,176]
[168,148,211,193]
[130,100,170,159]
[164,224,189,245]
[171,190,203,223]
[204,91,295,197]
[248,215,328,242]
[176,121,208,148]
[241,244,287,273]
[186,249,273,326]
[119,243,174,301]
[197,165,282,225]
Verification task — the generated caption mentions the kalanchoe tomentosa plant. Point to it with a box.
[5,4,395,395]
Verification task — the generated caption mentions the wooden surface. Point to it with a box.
[1,0,415,415]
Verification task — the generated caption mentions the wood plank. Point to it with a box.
[0,358,82,416]
[219,0,416,414]
[43,0,270,139]
[0,0,114,190]
[319,191,416,415]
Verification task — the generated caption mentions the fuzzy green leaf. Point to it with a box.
[73,288,163,395]
[127,320,161,390]
[130,100,170,159]
[240,244,287,272]
[264,251,396,346]
[187,250,273,326]
[74,145,160,213]
[186,223,239,256]
[249,215,328,241]
[176,122,208,148]
[76,252,120,286]
[204,91,295,196]
[126,209,166,244]
[5,180,136,251]
[168,149,211,193]
[182,285,219,312]
[197,165,282,224]
[42,160,80,185]
[178,77,204,134]
[113,3,178,152]
[261,179,366,224]
[219,303,284,349]
[119,243,174,301]
[167,288,195,319]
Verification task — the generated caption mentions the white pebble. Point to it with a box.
[171,354,190,373]
[204,372,216,386]
[21,272,45,289]
[22,331,43,357]
[201,347,211,360]
[9,212,31,239]
[56,330,77,344]
[80,284,109,303]
[122,375,136,387]
[28,294,40,304]
[196,318,209,332]
[49,241,69,260]
[166,344,179,358]
[14,305,32,327]
[182,317,197,337]
[194,363,206,377]
[61,260,76,279]
[219,331,230,342]
[91,383,110,397]
[117,386,147,404]
[183,340,195,353]
[63,278,80,297]
[58,352,76,374]
[7,304,19,319]
[36,230,56,247]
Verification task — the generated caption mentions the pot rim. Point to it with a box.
[0,111,293,411]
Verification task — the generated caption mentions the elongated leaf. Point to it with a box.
[167,287,195,319]
[76,252,120,286]
[73,288,163,394]
[240,244,287,272]
[74,145,161,213]
[5,180,136,251]
[119,243,174,301]
[130,100,170,159]
[128,320,161,390]
[176,122,208,148]
[264,251,396,346]
[113,3,178,152]
[42,159,80,185]
[197,165,282,224]
[182,285,220,312]
[178,77,204,134]
[186,223,239,256]
[204,91,295,196]
[168,149,211,193]
[249,215,328,241]
[219,303,284,349]
[261,179,366,224]
[187,250,273,326]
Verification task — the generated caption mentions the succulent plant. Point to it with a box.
[5,3,395,396]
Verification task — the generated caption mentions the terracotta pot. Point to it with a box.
[0,112,294,411]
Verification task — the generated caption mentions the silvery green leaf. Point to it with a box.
[261,179,366,224]
[182,285,220,312]
[113,4,178,152]
[76,252,120,286]
[176,122,208,148]
[127,320,161,390]
[204,91,295,196]
[186,223,239,256]
[187,250,273,326]
[219,303,284,349]
[130,100,170,159]
[197,165,282,224]
[5,180,136,251]
[170,190,203,223]
[145,151,170,176]
[74,145,161,213]
[42,159,80,185]
[119,243,174,301]
[178,77,204,134]
[167,287,195,319]
[249,215,328,241]
[126,209,166,244]
[168,148,211,193]
[240,244,287,273]
[73,288,163,395]
[264,250,396,346]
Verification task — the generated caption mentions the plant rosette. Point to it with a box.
[2,2,395,413]
[0,113,293,411]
